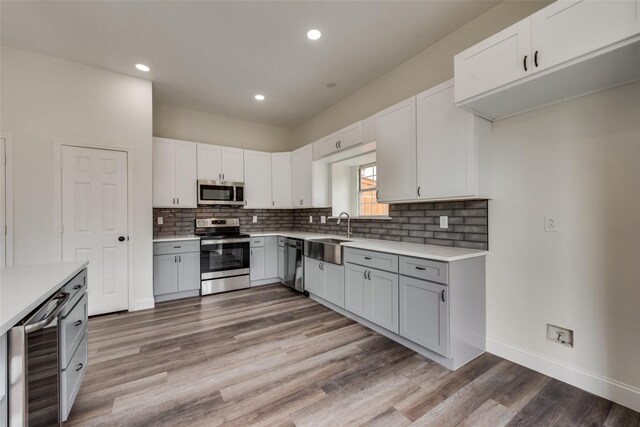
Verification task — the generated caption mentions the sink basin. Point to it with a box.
[304,238,351,265]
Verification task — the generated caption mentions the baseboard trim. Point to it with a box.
[130,297,155,312]
[487,338,640,412]
[250,278,282,287]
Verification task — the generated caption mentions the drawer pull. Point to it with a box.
[415,266,426,271]
[72,285,82,290]
[441,290,446,302]
[73,320,83,327]
[364,256,372,260]
[173,246,182,248]
[76,363,84,372]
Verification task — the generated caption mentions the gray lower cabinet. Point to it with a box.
[250,246,265,281]
[399,275,449,357]
[277,245,285,281]
[345,263,399,333]
[153,241,200,302]
[304,257,345,308]
[264,237,278,279]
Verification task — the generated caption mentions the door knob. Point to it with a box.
[118,236,126,242]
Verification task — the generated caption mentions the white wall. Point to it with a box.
[0,46,154,310]
[488,80,640,410]
[153,103,292,152]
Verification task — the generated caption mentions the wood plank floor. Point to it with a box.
[65,284,639,427]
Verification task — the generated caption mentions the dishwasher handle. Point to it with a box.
[25,292,71,333]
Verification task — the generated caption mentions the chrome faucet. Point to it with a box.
[336,212,352,239]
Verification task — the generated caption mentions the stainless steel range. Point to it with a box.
[196,218,251,295]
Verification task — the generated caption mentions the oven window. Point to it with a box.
[201,242,249,273]
[200,185,233,201]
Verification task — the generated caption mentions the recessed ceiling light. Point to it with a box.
[307,29,322,40]
[135,63,150,72]
[254,94,265,101]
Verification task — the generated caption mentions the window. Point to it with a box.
[358,163,388,217]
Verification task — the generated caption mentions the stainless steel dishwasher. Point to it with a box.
[283,238,305,293]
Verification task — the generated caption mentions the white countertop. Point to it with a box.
[250,231,487,262]
[153,235,200,243]
[0,261,88,335]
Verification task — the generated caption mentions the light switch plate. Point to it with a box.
[157,217,163,225]
[439,216,448,229]
[252,216,258,223]
[309,216,313,223]
[320,216,326,224]
[544,216,559,232]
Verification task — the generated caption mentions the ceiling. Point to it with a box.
[1,1,499,128]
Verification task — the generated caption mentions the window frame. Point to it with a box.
[357,162,388,218]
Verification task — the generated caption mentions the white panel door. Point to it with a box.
[376,96,417,202]
[221,147,244,182]
[196,144,222,180]
[174,141,197,207]
[417,81,476,199]
[62,146,128,315]
[291,144,313,207]
[454,18,532,103]
[0,137,5,268]
[244,150,272,208]
[152,138,176,207]
[271,152,292,208]
[531,0,639,73]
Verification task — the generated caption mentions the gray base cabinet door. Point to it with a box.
[154,254,178,295]
[345,264,367,318]
[369,269,399,334]
[304,257,323,297]
[277,246,285,281]
[322,263,344,308]
[264,237,278,279]
[399,276,449,357]
[177,251,200,291]
[250,247,265,281]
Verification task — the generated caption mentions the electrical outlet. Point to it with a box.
[547,324,573,348]
[544,216,559,232]
[157,217,163,225]
[321,216,326,224]
[252,215,258,223]
[439,216,448,229]
[309,215,313,223]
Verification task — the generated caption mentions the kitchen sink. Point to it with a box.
[304,238,352,265]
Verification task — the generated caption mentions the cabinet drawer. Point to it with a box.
[61,269,87,299]
[344,248,398,273]
[153,240,200,255]
[60,293,88,369]
[250,237,265,248]
[399,256,448,285]
[61,332,88,421]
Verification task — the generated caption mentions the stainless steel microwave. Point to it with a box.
[197,180,244,206]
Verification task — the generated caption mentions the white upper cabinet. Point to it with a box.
[531,0,639,72]
[291,144,313,207]
[243,150,272,208]
[455,0,640,120]
[196,143,244,182]
[416,80,491,200]
[221,147,244,182]
[454,18,532,104]
[314,121,364,160]
[376,97,417,203]
[196,144,222,180]
[271,152,292,208]
[153,137,197,208]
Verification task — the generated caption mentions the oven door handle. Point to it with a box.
[25,292,71,333]
[202,238,251,245]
